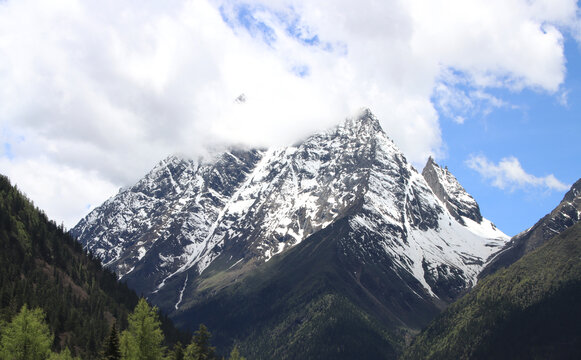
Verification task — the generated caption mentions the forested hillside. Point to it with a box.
[403,222,581,359]
[0,175,183,358]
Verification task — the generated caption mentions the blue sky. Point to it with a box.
[0,0,579,235]
[438,36,581,235]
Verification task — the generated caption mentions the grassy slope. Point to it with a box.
[403,222,581,360]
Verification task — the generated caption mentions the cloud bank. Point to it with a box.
[0,0,579,226]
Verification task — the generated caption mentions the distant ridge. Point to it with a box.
[480,178,581,279]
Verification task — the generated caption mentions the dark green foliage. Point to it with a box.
[184,324,217,360]
[169,342,185,360]
[101,323,121,360]
[0,175,137,358]
[228,345,245,360]
[403,222,581,360]
[0,307,81,360]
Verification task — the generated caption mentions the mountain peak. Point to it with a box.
[338,108,384,137]
[422,157,483,225]
[73,111,508,328]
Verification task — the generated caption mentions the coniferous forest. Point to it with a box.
[0,175,140,357]
[0,174,241,359]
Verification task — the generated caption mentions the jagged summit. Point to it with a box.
[338,108,384,135]
[422,156,483,225]
[72,110,508,322]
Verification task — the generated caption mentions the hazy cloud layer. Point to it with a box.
[466,155,571,192]
[0,0,579,226]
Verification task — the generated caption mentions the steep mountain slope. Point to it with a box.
[73,110,508,358]
[480,178,581,278]
[0,175,187,358]
[422,156,483,225]
[173,217,423,359]
[72,149,263,284]
[403,221,581,360]
[0,175,138,358]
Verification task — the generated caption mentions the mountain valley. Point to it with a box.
[2,109,580,359]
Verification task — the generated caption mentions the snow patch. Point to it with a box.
[174,274,188,310]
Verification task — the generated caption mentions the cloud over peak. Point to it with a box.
[0,0,579,226]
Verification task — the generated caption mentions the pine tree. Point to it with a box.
[101,323,121,360]
[0,305,53,360]
[183,342,199,360]
[119,331,131,360]
[184,324,216,360]
[120,298,165,360]
[228,345,246,360]
[169,341,185,360]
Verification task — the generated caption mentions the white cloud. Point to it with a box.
[433,80,516,123]
[0,0,579,225]
[0,157,119,228]
[466,155,570,192]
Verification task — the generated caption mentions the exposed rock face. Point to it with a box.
[480,178,581,279]
[422,156,483,225]
[72,109,508,318]
[72,149,263,282]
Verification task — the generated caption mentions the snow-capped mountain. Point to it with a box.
[480,177,581,278]
[72,109,508,313]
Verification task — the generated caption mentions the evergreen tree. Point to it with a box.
[183,343,200,360]
[169,341,185,360]
[120,298,165,360]
[119,331,131,360]
[48,348,79,360]
[0,305,53,360]
[228,345,246,360]
[101,323,121,360]
[184,324,216,360]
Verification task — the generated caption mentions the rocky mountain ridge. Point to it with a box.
[480,177,581,278]
[72,109,508,318]
[422,156,483,225]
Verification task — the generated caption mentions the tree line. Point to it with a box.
[1,299,246,360]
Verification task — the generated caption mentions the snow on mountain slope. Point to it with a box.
[72,109,508,305]
[422,156,483,225]
[343,121,506,300]
[71,149,263,281]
